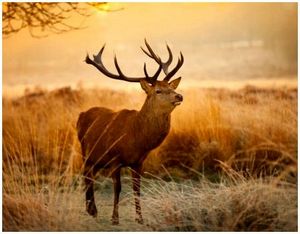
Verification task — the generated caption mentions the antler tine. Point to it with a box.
[143,61,164,84]
[163,52,184,81]
[141,39,165,82]
[93,44,106,65]
[152,57,162,82]
[143,63,150,79]
[141,46,154,60]
[142,39,160,61]
[141,39,174,75]
[163,43,173,74]
[113,55,126,78]
[86,45,119,79]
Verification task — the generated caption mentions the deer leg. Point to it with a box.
[132,167,143,224]
[84,166,97,217]
[111,168,121,225]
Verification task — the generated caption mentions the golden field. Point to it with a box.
[2,85,297,231]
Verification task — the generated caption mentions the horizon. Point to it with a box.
[3,2,297,97]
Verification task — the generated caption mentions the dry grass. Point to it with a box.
[141,176,297,231]
[3,175,297,231]
[2,85,297,231]
[145,86,297,180]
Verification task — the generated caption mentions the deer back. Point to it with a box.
[77,105,172,167]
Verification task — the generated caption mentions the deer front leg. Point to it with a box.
[131,166,143,224]
[111,168,121,225]
[84,166,97,217]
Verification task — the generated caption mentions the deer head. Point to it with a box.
[85,39,184,114]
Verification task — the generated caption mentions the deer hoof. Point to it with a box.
[111,218,119,225]
[135,217,144,224]
[86,202,97,217]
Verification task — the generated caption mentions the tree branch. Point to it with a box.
[2,2,108,38]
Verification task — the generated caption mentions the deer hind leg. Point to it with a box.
[111,167,121,225]
[131,166,143,224]
[84,166,97,217]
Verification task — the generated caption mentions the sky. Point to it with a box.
[3,3,297,97]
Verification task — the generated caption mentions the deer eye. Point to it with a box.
[156,90,162,94]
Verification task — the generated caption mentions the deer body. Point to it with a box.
[77,104,171,168]
[77,40,184,224]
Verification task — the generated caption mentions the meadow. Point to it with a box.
[2,84,297,231]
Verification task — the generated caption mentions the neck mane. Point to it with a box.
[135,96,171,151]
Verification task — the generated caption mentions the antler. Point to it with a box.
[85,40,183,84]
[141,39,184,82]
[85,44,162,84]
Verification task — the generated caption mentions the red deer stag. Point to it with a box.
[77,40,184,224]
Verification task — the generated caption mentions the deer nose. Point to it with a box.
[175,94,183,101]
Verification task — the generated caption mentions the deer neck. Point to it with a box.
[136,97,171,142]
[138,96,171,123]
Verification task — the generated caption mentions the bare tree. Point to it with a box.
[2,2,108,38]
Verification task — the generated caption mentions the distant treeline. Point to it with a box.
[196,3,297,64]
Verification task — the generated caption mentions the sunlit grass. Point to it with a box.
[2,85,297,231]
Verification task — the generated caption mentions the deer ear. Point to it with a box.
[169,77,181,90]
[140,79,152,93]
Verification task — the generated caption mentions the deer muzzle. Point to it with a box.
[172,94,183,106]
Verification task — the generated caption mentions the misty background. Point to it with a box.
[3,3,297,97]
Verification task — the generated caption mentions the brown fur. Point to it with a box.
[77,80,183,224]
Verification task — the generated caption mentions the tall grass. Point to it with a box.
[145,87,297,179]
[141,176,297,231]
[3,174,297,231]
[2,85,297,231]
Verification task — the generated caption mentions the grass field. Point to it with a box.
[3,84,297,231]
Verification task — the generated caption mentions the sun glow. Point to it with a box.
[3,3,297,96]
[91,3,122,16]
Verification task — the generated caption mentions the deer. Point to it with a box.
[77,39,184,225]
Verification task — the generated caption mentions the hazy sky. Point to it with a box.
[3,3,297,96]
[3,3,203,91]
